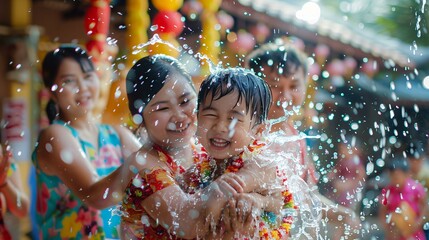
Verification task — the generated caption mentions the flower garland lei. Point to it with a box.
[195,140,296,240]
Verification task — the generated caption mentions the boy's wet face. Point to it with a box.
[262,66,306,120]
[197,90,255,161]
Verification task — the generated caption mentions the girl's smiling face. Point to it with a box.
[142,75,197,149]
[51,58,99,119]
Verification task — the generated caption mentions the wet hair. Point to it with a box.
[386,157,409,172]
[42,45,95,124]
[126,54,195,122]
[246,40,308,80]
[197,67,272,125]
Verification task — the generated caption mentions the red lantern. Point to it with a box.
[84,0,110,58]
[152,11,184,37]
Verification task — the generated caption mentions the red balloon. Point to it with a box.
[152,11,184,37]
[84,3,110,35]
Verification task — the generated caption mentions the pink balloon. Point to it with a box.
[327,59,345,76]
[181,0,203,17]
[229,31,256,53]
[362,59,378,76]
[308,63,321,76]
[290,37,305,51]
[250,23,270,42]
[315,44,330,58]
[217,11,234,30]
[343,57,357,71]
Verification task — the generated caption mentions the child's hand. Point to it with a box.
[235,194,261,225]
[0,144,12,185]
[222,195,258,237]
[214,173,245,197]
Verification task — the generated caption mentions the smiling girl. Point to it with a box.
[33,45,141,239]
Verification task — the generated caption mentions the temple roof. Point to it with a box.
[221,0,429,68]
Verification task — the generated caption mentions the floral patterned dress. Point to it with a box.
[32,120,125,239]
[120,145,192,240]
[0,163,15,240]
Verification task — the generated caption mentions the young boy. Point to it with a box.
[194,67,295,239]
[246,40,360,238]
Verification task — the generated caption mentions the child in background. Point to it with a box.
[406,141,429,239]
[33,45,142,239]
[194,67,295,239]
[379,157,427,240]
[406,141,429,192]
[0,143,29,239]
[246,40,360,237]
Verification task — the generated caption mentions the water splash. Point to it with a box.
[131,34,181,56]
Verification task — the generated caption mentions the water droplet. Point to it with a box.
[45,143,53,152]
[150,25,159,31]
[60,150,73,164]
[103,188,109,199]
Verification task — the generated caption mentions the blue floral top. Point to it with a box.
[32,120,125,239]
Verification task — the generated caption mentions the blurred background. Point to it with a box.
[0,0,428,239]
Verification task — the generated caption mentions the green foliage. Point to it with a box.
[375,1,429,46]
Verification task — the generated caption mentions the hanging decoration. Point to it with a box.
[84,0,113,119]
[361,59,379,78]
[85,0,110,63]
[216,11,234,38]
[149,0,184,58]
[314,44,330,66]
[343,56,357,79]
[126,0,150,65]
[249,22,270,43]
[227,30,255,54]
[181,0,203,19]
[102,0,150,125]
[198,0,222,75]
[326,59,345,77]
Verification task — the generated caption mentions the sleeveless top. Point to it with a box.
[120,145,192,240]
[32,120,125,239]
